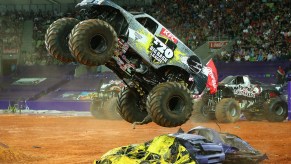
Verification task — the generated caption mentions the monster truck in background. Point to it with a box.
[192,75,288,123]
[45,0,210,127]
[90,80,124,120]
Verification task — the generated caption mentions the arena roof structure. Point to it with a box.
[0,0,152,6]
[0,0,80,5]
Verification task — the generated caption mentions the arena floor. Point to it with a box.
[0,111,291,163]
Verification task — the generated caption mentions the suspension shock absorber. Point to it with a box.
[217,89,222,102]
[133,81,145,96]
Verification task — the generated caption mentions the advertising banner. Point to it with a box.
[209,41,228,49]
[12,78,47,85]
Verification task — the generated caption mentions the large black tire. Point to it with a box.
[263,98,288,122]
[45,17,79,63]
[192,99,216,122]
[90,99,106,119]
[215,98,241,123]
[103,97,121,120]
[243,112,265,121]
[116,87,149,123]
[69,19,118,66]
[146,82,193,127]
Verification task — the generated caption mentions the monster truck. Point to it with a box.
[90,80,124,120]
[95,126,267,163]
[192,75,288,123]
[45,0,208,127]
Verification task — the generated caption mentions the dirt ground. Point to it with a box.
[0,112,291,164]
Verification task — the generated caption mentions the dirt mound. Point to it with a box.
[0,144,33,163]
[0,115,290,163]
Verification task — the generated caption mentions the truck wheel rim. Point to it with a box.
[275,106,284,115]
[168,96,185,113]
[90,34,107,53]
[229,107,237,117]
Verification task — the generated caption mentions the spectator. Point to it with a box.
[276,66,286,84]
[266,50,273,61]
[2,0,291,65]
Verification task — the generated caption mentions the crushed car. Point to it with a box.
[192,75,288,123]
[45,0,213,127]
[94,126,267,164]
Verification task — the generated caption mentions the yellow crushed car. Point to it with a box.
[95,126,268,164]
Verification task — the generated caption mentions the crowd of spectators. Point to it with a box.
[144,0,291,62]
[0,8,73,66]
[0,10,23,56]
[0,0,291,65]
[213,0,291,62]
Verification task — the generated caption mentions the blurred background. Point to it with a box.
[0,0,290,111]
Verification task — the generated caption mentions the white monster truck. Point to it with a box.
[193,75,288,123]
